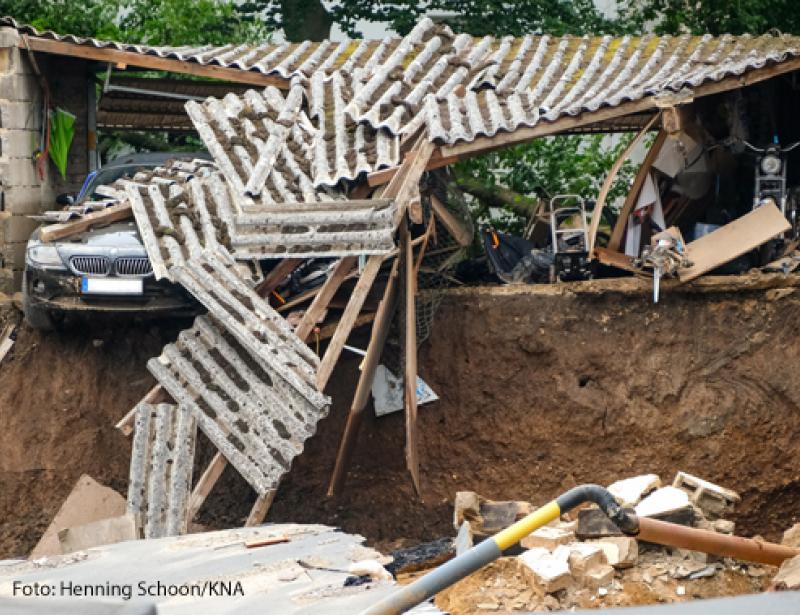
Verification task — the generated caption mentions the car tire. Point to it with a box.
[22,272,56,331]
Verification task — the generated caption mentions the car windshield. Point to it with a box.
[78,164,156,203]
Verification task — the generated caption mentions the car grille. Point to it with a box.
[115,257,153,277]
[70,255,110,275]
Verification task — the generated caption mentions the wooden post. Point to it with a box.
[186,451,228,522]
[315,255,383,391]
[295,257,357,342]
[245,490,276,526]
[254,258,304,298]
[403,228,421,496]
[327,257,401,496]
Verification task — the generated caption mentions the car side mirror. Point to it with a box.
[56,193,75,206]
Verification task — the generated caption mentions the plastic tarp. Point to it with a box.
[48,107,76,180]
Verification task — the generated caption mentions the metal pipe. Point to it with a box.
[637,516,799,567]
[360,485,637,615]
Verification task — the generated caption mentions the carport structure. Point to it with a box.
[4,16,800,537]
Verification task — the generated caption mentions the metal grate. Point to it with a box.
[70,255,110,275]
[116,256,153,277]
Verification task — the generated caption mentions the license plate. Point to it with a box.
[81,277,143,295]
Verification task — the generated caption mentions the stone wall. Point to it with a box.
[0,26,88,293]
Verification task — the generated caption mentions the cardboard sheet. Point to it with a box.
[679,203,790,282]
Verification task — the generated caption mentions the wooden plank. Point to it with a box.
[245,490,276,527]
[367,152,459,187]
[593,246,641,274]
[430,194,472,246]
[317,312,375,341]
[403,229,421,496]
[186,451,228,522]
[392,141,437,225]
[255,258,304,298]
[22,37,290,89]
[413,212,437,279]
[327,257,401,496]
[315,255,383,391]
[295,257,357,342]
[587,113,660,253]
[679,203,790,282]
[40,202,133,243]
[608,130,668,251]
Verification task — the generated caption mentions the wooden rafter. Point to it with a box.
[295,257,357,342]
[40,203,133,243]
[20,36,290,89]
[403,228,421,495]
[255,258,304,298]
[607,130,668,252]
[327,257,401,496]
[315,255,383,391]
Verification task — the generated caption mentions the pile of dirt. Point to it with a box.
[3,277,800,567]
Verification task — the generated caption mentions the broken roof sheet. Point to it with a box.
[0,524,444,614]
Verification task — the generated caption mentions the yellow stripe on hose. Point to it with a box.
[493,501,561,551]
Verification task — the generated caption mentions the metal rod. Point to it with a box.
[637,517,799,567]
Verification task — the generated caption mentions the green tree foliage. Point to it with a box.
[245,0,618,41]
[620,0,800,36]
[455,134,639,235]
[0,0,268,45]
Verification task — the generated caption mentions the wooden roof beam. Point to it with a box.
[20,36,291,89]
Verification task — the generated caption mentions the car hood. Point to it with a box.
[62,221,144,248]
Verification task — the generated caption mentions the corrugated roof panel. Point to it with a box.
[148,314,330,496]
[127,402,196,539]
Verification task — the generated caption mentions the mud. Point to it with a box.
[2,278,800,561]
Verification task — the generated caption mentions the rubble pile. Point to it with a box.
[436,472,780,613]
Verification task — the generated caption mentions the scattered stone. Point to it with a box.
[30,474,127,558]
[453,491,532,537]
[576,508,626,539]
[521,526,575,550]
[772,555,800,590]
[712,519,735,535]
[568,542,606,577]
[476,602,500,611]
[781,523,800,548]
[584,564,615,589]
[518,546,572,594]
[607,474,661,507]
[589,537,638,569]
[676,585,686,596]
[635,486,691,519]
[57,513,137,554]
[598,586,608,596]
[455,521,474,556]
[673,472,740,518]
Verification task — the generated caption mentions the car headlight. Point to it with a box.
[26,244,66,270]
[761,155,782,175]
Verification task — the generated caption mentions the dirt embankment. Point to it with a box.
[269,282,800,549]
[2,280,800,558]
[0,311,188,558]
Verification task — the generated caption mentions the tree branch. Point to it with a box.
[453,175,543,217]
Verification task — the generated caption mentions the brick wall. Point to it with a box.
[0,26,88,293]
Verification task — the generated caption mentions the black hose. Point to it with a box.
[556,484,639,535]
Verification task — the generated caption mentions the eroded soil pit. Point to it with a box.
[1,275,799,582]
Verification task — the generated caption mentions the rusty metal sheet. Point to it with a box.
[127,402,197,538]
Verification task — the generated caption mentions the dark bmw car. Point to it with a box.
[22,152,208,330]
